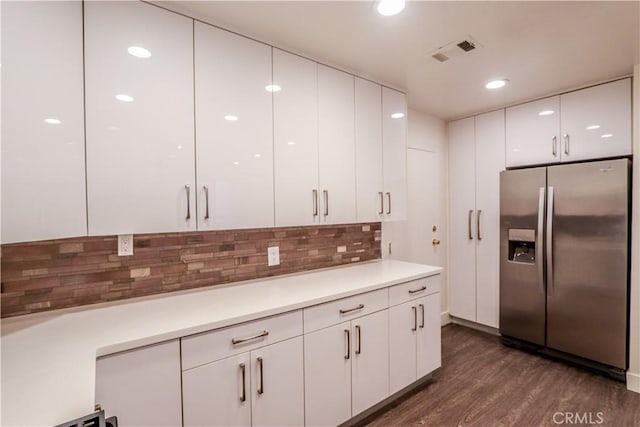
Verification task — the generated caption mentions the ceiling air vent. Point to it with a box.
[431,36,482,63]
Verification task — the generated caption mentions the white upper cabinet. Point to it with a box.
[506,96,560,167]
[318,65,356,224]
[194,23,274,230]
[560,78,631,162]
[1,1,87,243]
[355,78,384,223]
[382,88,408,221]
[84,1,195,235]
[506,79,631,167]
[273,49,319,227]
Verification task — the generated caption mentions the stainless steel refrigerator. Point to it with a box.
[499,158,630,377]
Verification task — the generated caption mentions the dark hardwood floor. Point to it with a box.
[363,324,640,426]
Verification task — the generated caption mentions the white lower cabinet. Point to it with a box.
[95,340,183,427]
[304,310,389,426]
[182,336,304,427]
[389,278,442,394]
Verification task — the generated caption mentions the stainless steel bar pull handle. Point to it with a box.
[546,187,554,294]
[386,192,391,214]
[378,192,384,214]
[339,304,364,314]
[312,189,318,217]
[408,286,426,294]
[552,136,558,156]
[412,306,417,331]
[355,325,361,355]
[239,363,246,402]
[344,329,350,359]
[537,187,545,294]
[323,190,329,216]
[477,209,482,241]
[185,184,191,220]
[468,210,474,240]
[257,357,264,395]
[419,304,425,329]
[564,134,570,155]
[232,330,269,345]
[203,185,210,220]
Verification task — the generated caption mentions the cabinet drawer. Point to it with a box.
[389,275,441,306]
[181,310,302,371]
[303,288,388,333]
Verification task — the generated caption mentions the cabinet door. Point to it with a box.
[304,322,352,427]
[273,49,319,226]
[506,96,560,167]
[475,110,505,328]
[560,78,632,162]
[194,23,274,230]
[351,310,389,416]
[448,117,476,322]
[84,1,195,235]
[388,301,417,394]
[382,87,408,221]
[417,293,442,378]
[1,1,86,243]
[96,340,183,427]
[251,337,304,427]
[355,78,384,223]
[182,352,251,427]
[318,65,356,224]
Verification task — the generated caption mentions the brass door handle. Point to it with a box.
[432,238,441,246]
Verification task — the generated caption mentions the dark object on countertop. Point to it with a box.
[54,409,117,427]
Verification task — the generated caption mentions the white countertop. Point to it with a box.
[1,259,442,426]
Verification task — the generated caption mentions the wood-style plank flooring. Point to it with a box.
[363,324,640,426]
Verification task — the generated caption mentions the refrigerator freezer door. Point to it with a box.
[546,158,629,369]
[499,167,547,345]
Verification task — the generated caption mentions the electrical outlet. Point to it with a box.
[267,246,280,266]
[118,234,133,256]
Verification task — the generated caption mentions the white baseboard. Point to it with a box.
[449,315,500,336]
[627,371,640,393]
[440,311,451,326]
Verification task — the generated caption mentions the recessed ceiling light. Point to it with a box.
[538,110,554,116]
[265,84,281,92]
[287,141,296,146]
[128,46,151,59]
[586,125,601,130]
[233,161,240,165]
[224,115,238,121]
[254,153,262,158]
[391,112,405,119]
[177,145,183,150]
[115,94,134,102]
[485,79,508,90]
[601,134,613,138]
[44,118,61,124]
[377,0,405,16]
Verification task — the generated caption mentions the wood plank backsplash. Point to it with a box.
[1,223,381,318]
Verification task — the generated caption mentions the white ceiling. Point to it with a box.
[156,1,640,121]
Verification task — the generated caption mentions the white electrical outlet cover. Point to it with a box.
[118,234,134,256]
[267,246,280,266]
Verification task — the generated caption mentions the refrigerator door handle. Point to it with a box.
[468,210,474,240]
[537,187,545,294]
[546,186,554,294]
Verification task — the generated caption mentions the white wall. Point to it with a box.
[628,64,640,393]
[383,109,448,322]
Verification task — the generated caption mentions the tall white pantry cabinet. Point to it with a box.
[448,110,505,328]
